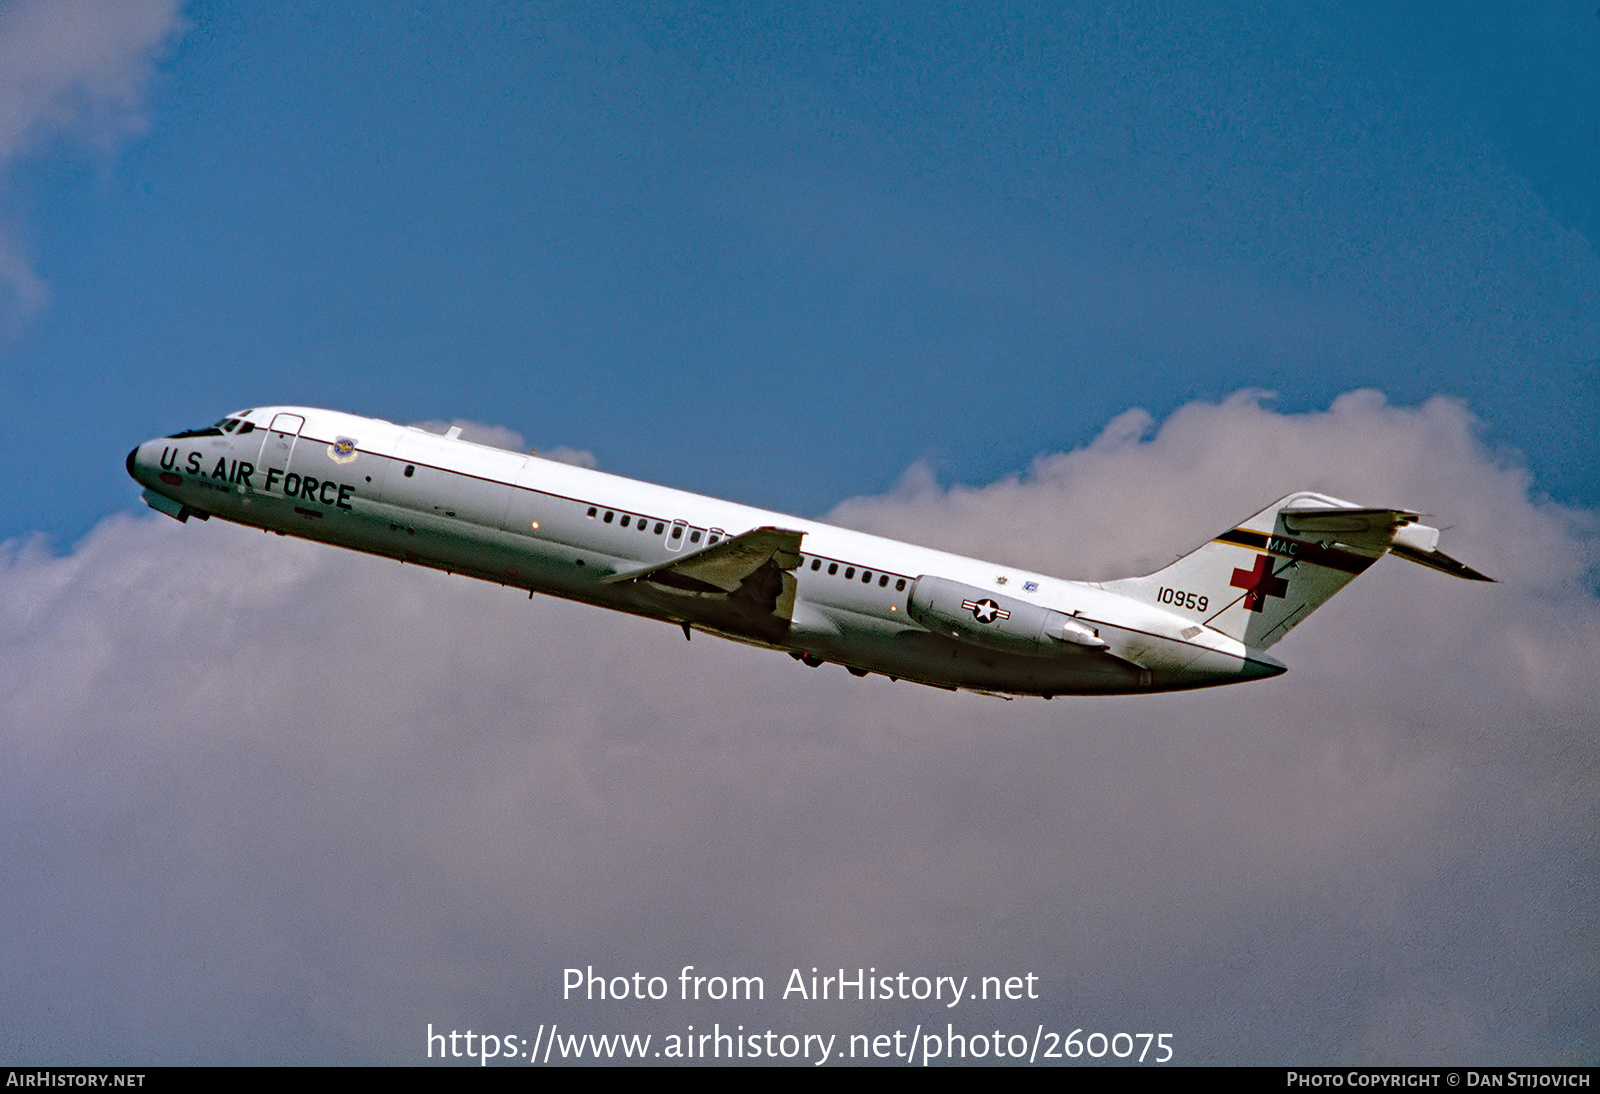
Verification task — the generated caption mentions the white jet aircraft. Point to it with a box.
[127,407,1491,698]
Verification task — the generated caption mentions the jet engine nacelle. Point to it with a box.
[907,575,1108,657]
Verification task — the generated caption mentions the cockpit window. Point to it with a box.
[169,414,257,440]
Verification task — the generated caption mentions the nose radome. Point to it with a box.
[126,447,139,481]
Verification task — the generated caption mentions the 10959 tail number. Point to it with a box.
[1158,587,1208,613]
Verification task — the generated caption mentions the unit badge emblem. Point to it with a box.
[328,438,359,464]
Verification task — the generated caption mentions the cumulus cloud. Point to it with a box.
[408,419,599,468]
[0,392,1594,1063]
[828,390,1590,589]
[537,445,600,470]
[408,418,531,453]
[0,0,184,322]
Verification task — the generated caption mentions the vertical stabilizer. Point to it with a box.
[1104,492,1455,649]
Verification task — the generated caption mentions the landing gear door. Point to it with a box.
[258,413,305,492]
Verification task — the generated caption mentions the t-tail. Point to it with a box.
[1104,492,1493,650]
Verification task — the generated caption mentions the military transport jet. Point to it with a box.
[127,407,1491,698]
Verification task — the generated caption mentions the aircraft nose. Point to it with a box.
[126,446,140,481]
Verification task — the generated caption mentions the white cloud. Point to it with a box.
[828,389,1590,589]
[0,392,1594,1063]
[537,445,599,469]
[407,419,530,453]
[407,420,597,467]
[0,0,184,323]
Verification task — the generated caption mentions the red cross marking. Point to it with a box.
[1231,553,1289,613]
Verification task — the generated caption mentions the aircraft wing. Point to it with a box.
[600,526,806,592]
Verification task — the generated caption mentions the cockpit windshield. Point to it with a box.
[167,414,256,439]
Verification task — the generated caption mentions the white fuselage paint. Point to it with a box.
[127,406,1285,697]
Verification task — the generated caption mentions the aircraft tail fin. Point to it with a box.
[1103,492,1491,650]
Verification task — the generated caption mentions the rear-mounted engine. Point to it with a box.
[907,575,1107,657]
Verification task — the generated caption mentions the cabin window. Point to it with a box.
[879,574,889,587]
[690,530,701,544]
[603,511,614,523]
[654,522,664,534]
[845,567,855,579]
[896,578,906,591]
[811,558,821,571]
[587,507,597,517]
[620,514,631,527]
[640,520,650,533]
[404,465,415,478]
[709,534,720,544]
[862,571,872,583]
[828,562,838,575]
[671,526,683,540]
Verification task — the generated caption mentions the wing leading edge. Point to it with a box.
[599,526,805,591]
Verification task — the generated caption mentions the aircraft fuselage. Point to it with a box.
[127,406,1292,697]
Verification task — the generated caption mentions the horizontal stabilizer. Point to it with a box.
[1280,505,1493,581]
[1280,506,1494,582]
[1279,507,1419,549]
[600,526,805,591]
[1387,542,1495,582]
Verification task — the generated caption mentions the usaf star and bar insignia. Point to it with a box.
[962,598,1010,625]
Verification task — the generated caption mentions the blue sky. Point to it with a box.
[3,1,1599,545]
[2,1,1596,1066]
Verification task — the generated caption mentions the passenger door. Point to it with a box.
[257,413,304,495]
